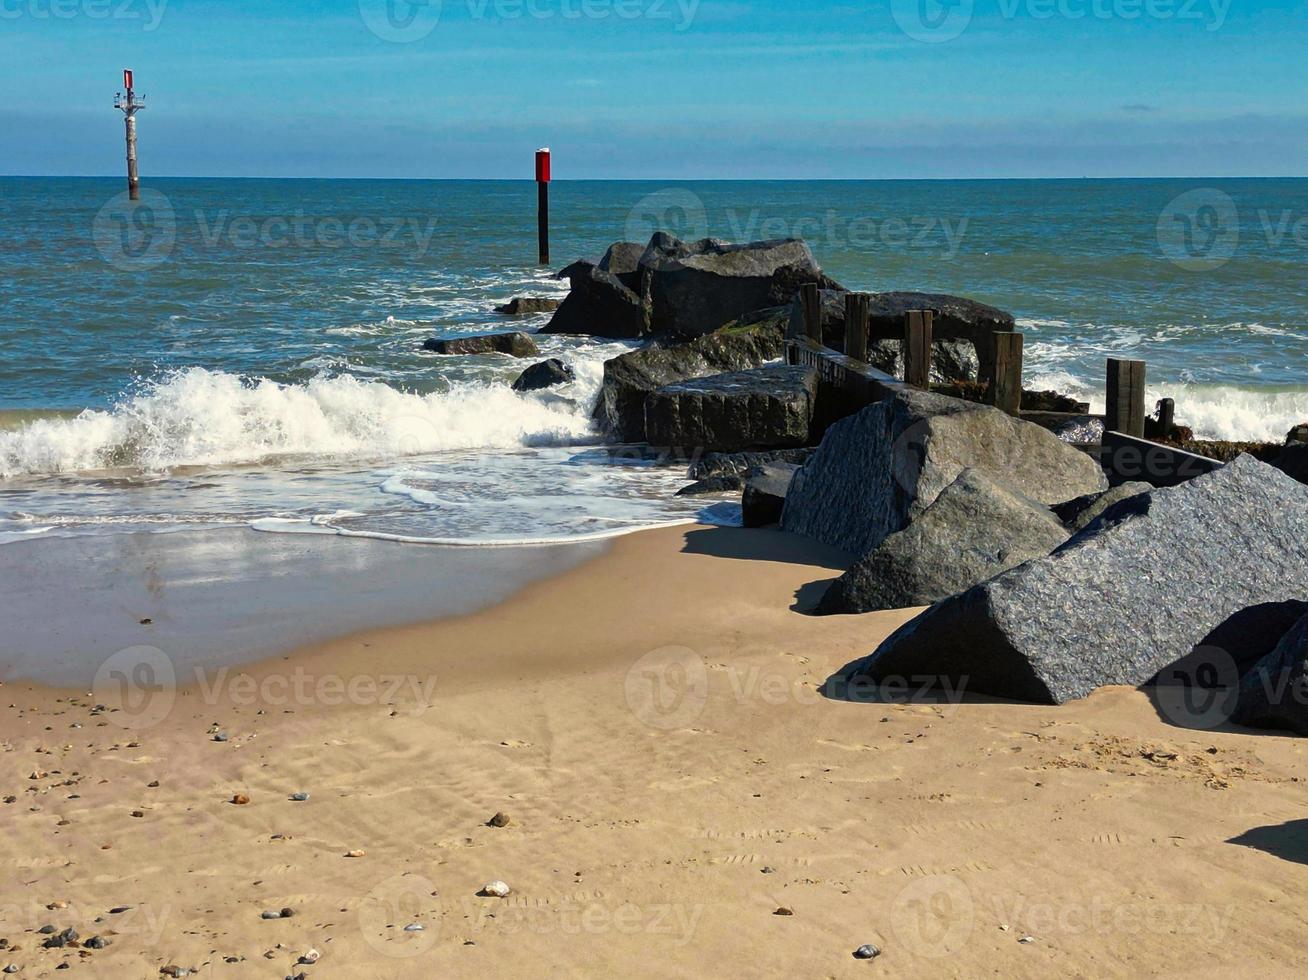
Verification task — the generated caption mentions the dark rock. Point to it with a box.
[1022,389,1090,413]
[816,469,1069,615]
[593,316,787,441]
[643,235,823,338]
[1288,423,1308,446]
[781,388,1107,559]
[644,366,817,455]
[742,464,800,527]
[598,241,646,293]
[1052,481,1153,533]
[1234,609,1308,736]
[688,448,814,481]
[42,928,77,949]
[494,297,561,315]
[542,260,647,339]
[512,359,575,392]
[424,332,540,357]
[676,475,743,496]
[1272,443,1308,485]
[487,811,511,828]
[839,456,1308,704]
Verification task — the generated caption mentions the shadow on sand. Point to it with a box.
[679,525,852,571]
[1227,820,1308,866]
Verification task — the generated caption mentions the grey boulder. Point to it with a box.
[593,313,786,441]
[512,358,575,392]
[424,331,540,357]
[644,365,817,455]
[839,456,1308,704]
[495,297,561,315]
[781,388,1107,558]
[542,260,647,339]
[816,468,1069,615]
[1234,610,1308,736]
[741,463,800,527]
[1053,481,1153,533]
[644,234,824,338]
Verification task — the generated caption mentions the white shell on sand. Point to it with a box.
[479,880,511,898]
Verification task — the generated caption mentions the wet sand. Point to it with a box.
[1,525,1307,978]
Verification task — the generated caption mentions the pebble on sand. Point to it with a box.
[344,849,366,858]
[853,944,880,960]
[773,907,794,916]
[289,792,309,802]
[231,794,250,805]
[298,949,320,964]
[487,812,511,828]
[478,881,512,898]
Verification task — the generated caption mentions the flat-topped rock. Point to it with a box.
[839,456,1308,704]
[542,260,647,339]
[644,365,817,454]
[781,388,1106,558]
[741,463,800,527]
[424,331,540,357]
[816,468,1070,615]
[495,297,561,315]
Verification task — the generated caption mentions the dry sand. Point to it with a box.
[2,524,1307,978]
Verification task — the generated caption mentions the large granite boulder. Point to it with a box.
[781,388,1107,558]
[598,241,646,293]
[1053,481,1153,533]
[644,365,817,454]
[1272,443,1308,485]
[741,463,800,527]
[512,358,575,392]
[643,234,824,338]
[424,331,540,357]
[1234,610,1308,736]
[838,456,1308,704]
[816,468,1069,615]
[593,313,787,441]
[542,260,647,339]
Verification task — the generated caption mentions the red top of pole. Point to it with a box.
[124,69,134,92]
[535,148,551,184]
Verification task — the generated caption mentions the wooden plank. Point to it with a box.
[991,331,1024,417]
[1100,431,1221,488]
[903,310,932,389]
[843,292,869,363]
[1105,358,1147,437]
[799,283,822,343]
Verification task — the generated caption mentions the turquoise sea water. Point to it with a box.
[1,177,1306,544]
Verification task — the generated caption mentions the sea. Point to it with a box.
[2,177,1306,548]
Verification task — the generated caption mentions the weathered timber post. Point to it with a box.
[904,310,933,388]
[800,283,822,343]
[113,69,145,201]
[991,332,1024,417]
[1156,397,1175,434]
[1106,358,1147,437]
[535,147,551,265]
[844,292,869,362]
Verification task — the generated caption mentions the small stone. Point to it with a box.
[289,793,309,802]
[212,732,228,742]
[298,948,320,964]
[37,926,56,935]
[344,849,366,858]
[147,780,160,788]
[773,907,794,916]
[231,794,250,805]
[42,927,78,949]
[260,911,282,920]
[45,901,68,910]
[478,881,511,898]
[3,966,16,974]
[131,810,144,818]
[760,866,775,874]
[853,944,880,960]
[280,908,296,919]
[84,936,109,949]
[140,618,152,624]
[403,923,424,932]
[109,907,131,914]
[160,967,189,978]
[1019,935,1035,944]
[486,812,510,828]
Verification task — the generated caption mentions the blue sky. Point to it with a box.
[2,0,1305,178]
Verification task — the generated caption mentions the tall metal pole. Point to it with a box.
[535,147,551,265]
[114,70,145,201]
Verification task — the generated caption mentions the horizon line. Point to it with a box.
[4,174,1307,182]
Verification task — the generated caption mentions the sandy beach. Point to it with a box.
[3,525,1307,978]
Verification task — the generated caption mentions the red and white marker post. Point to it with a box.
[536,147,551,265]
[113,69,146,201]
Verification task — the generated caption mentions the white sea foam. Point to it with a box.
[0,366,603,478]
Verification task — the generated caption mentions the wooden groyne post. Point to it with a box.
[113,69,144,201]
[1106,358,1147,436]
[535,147,551,265]
[844,292,869,363]
[904,310,933,389]
[990,332,1024,417]
[800,283,822,343]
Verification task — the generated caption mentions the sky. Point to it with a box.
[2,0,1306,178]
